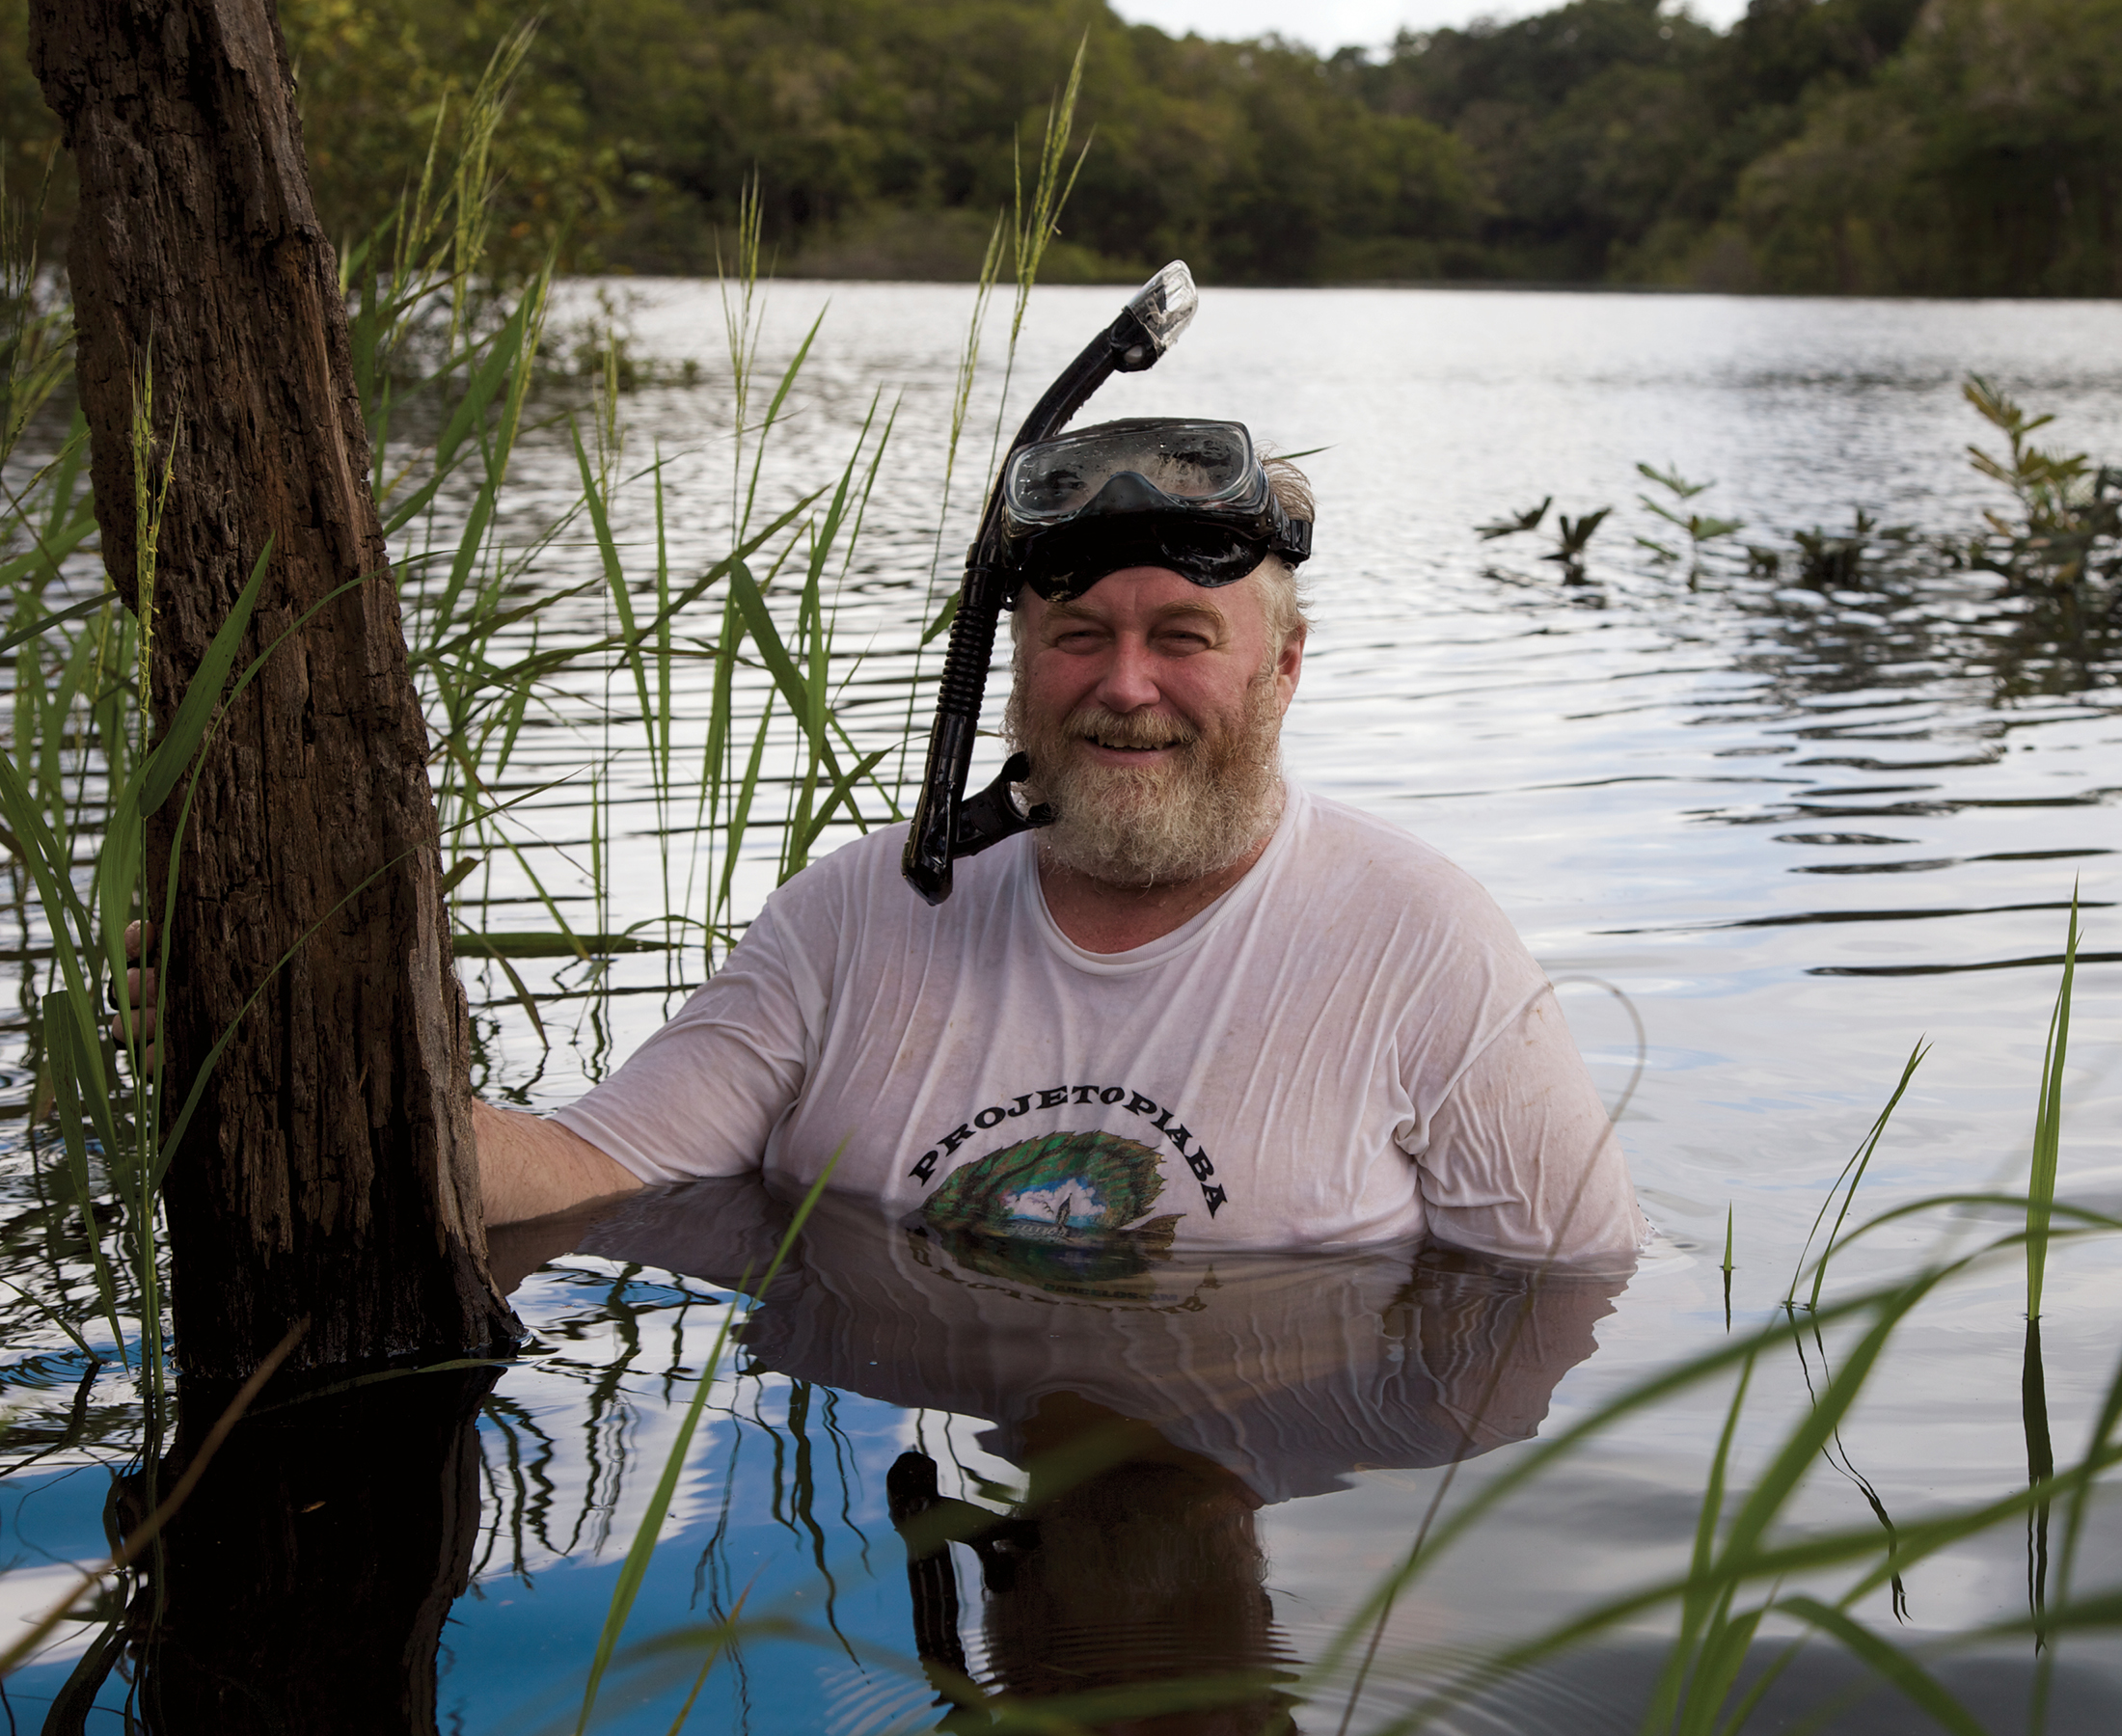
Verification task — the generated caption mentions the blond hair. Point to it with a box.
[1254,452,1314,645]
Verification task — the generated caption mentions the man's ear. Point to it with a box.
[1275,622,1307,709]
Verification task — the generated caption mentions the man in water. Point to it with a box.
[476,422,1646,1263]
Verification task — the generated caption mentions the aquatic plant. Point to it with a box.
[1634,463,1745,583]
[1478,379,2121,626]
[1962,378,2122,595]
[1476,495,1612,584]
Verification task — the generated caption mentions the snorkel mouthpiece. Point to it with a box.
[902,262,1199,907]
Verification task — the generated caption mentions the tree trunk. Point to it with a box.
[29,0,518,1375]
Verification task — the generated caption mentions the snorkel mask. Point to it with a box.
[1002,419,1312,604]
[902,263,1314,905]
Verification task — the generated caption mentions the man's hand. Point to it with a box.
[108,919,157,1068]
[473,1099,641,1227]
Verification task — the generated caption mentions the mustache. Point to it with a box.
[1059,708,1200,751]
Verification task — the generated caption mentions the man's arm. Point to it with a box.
[1416,991,1648,1265]
[117,925,651,1229]
[473,1099,642,1226]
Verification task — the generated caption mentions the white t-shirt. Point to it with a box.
[557,784,1646,1261]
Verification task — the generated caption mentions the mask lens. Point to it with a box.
[1133,426,1248,501]
[1005,420,1254,525]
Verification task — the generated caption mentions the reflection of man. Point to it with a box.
[478,421,1646,1263]
[889,1415,1289,1736]
[553,1179,1627,1735]
[558,1179,1628,1505]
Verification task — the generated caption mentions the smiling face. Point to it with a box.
[1004,564,1305,888]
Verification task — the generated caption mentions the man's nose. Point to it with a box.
[1090,636,1162,713]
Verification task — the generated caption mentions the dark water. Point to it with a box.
[3,285,2119,1730]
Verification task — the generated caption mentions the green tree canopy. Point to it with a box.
[3,0,2112,292]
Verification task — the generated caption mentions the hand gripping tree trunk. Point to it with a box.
[30,0,519,1376]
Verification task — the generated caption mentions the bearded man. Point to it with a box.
[474,421,1646,1264]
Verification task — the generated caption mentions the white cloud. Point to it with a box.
[1107,0,1749,56]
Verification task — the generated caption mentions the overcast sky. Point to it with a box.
[1108,0,1749,55]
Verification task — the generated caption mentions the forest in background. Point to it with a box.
[5,0,2118,294]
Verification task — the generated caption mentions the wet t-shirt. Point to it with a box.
[556,785,1647,1260]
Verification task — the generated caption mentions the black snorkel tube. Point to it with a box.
[902,260,1199,906]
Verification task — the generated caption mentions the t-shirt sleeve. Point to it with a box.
[1409,989,1648,1265]
[552,900,816,1182]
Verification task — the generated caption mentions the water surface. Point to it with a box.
[3,284,2118,1731]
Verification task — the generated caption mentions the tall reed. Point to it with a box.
[898,35,1090,784]
[2022,885,2081,1671]
[0,32,913,1686]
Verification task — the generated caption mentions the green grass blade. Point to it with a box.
[717,690,777,918]
[1710,1634,1799,1736]
[726,561,814,724]
[429,479,499,647]
[575,1151,845,1734]
[380,289,537,538]
[661,1582,752,1736]
[1771,1596,1986,1736]
[434,738,589,963]
[653,445,673,803]
[724,558,856,820]
[137,541,271,815]
[1305,1268,1966,1695]
[41,1004,128,1358]
[459,497,819,701]
[570,419,657,739]
[793,747,889,860]
[406,576,601,672]
[453,933,670,959]
[1673,1601,1765,1736]
[0,737,103,1006]
[1646,1350,1755,1733]
[738,308,827,536]
[1792,1038,1929,1311]
[457,929,547,1047]
[918,588,960,647]
[0,1275,97,1363]
[0,587,111,657]
[1358,1330,2122,1736]
[2027,890,2080,1320]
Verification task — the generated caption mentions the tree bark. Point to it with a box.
[30,0,518,1375]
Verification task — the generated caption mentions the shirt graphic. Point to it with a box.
[906,1083,1231,1216]
[915,1129,1183,1296]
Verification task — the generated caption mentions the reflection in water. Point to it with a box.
[107,1366,498,1734]
[573,1179,1629,1731]
[889,1414,1290,1736]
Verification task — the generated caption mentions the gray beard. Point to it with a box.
[1004,665,1286,889]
